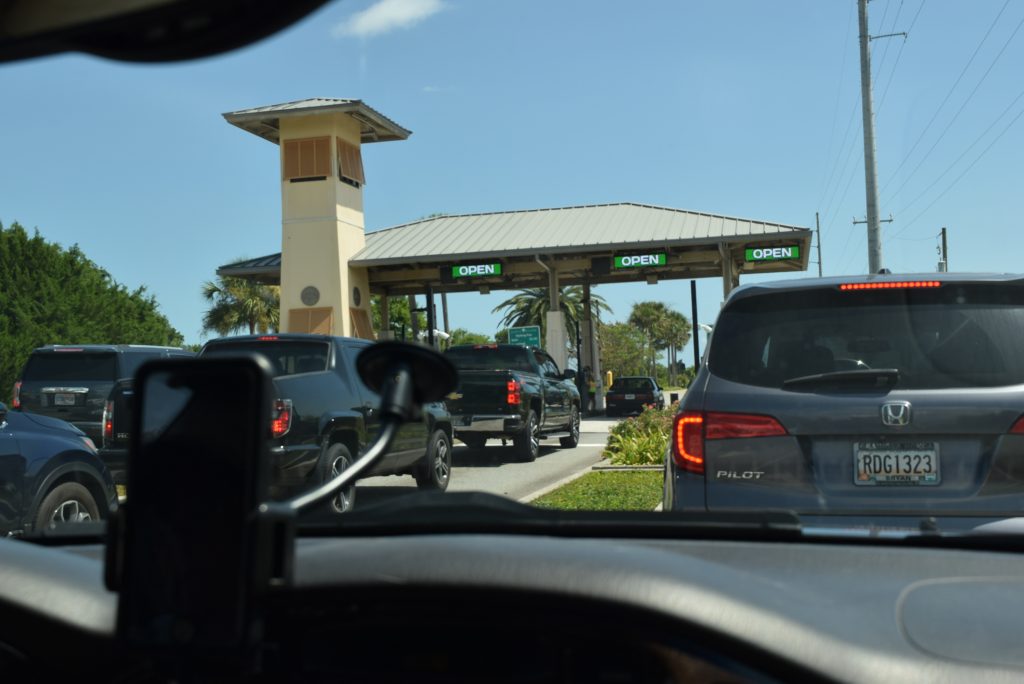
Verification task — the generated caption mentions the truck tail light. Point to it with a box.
[507,379,522,405]
[1008,415,1024,434]
[672,411,787,475]
[11,381,21,409]
[270,399,293,439]
[103,400,114,441]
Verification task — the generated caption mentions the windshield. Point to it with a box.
[4,1,1024,541]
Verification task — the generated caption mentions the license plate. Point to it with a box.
[625,394,636,400]
[54,393,76,406]
[854,442,940,485]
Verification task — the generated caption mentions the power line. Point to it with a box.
[871,0,903,81]
[890,103,1024,238]
[878,0,1011,196]
[896,84,1024,217]
[876,0,925,114]
[816,2,856,209]
[883,6,1024,205]
[820,116,863,236]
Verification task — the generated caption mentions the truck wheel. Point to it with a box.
[416,430,452,491]
[35,483,100,531]
[459,434,486,450]
[513,410,540,462]
[319,443,356,513]
[559,405,580,448]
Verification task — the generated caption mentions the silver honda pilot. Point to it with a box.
[664,273,1024,528]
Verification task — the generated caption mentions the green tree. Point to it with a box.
[598,322,648,378]
[448,328,491,346]
[370,295,426,340]
[660,309,692,386]
[0,221,183,395]
[627,301,670,375]
[494,329,510,344]
[492,286,611,342]
[201,273,279,336]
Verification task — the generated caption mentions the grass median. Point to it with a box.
[530,470,662,511]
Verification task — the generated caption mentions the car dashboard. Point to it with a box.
[3,530,1024,682]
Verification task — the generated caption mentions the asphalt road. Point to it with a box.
[354,416,619,507]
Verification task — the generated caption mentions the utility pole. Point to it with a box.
[858,0,882,274]
[815,211,823,277]
[856,0,907,274]
[938,227,949,272]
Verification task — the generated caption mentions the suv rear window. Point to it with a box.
[445,346,534,373]
[22,352,118,381]
[202,341,329,377]
[710,283,1024,389]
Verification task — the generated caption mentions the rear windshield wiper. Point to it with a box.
[782,368,900,388]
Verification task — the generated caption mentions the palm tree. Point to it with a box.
[201,275,280,336]
[628,301,670,376]
[492,286,611,339]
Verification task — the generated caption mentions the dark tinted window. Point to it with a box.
[121,351,164,379]
[445,346,534,372]
[202,341,329,378]
[710,284,1024,389]
[610,378,654,392]
[22,352,118,382]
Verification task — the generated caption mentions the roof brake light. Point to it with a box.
[839,281,941,291]
[258,336,279,341]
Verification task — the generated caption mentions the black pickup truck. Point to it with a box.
[105,334,453,513]
[443,344,581,461]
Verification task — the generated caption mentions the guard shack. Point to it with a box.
[221,99,813,408]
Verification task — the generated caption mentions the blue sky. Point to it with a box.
[2,0,1023,362]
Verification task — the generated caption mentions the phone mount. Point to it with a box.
[105,342,456,675]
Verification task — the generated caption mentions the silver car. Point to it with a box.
[664,273,1024,527]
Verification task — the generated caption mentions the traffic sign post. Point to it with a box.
[508,326,541,347]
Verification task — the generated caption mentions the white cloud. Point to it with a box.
[333,0,447,39]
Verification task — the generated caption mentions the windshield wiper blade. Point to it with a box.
[782,368,900,388]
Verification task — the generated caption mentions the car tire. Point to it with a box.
[559,405,580,448]
[459,434,486,450]
[513,410,540,462]
[416,429,452,491]
[319,443,356,514]
[34,482,100,531]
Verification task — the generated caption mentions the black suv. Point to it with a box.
[13,345,194,486]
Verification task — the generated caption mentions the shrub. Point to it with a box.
[603,404,676,465]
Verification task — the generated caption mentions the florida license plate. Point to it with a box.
[625,394,636,400]
[854,442,940,485]
[54,393,76,406]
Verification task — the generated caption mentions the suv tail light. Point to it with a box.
[673,411,787,475]
[270,399,293,439]
[11,381,21,409]
[507,379,522,405]
[103,400,114,441]
[1008,415,1024,434]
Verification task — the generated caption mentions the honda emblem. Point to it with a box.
[881,401,912,427]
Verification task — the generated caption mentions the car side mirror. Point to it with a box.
[563,369,577,380]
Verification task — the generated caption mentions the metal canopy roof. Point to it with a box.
[350,203,807,266]
[222,98,411,145]
[219,202,812,295]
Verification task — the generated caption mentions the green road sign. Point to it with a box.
[451,262,502,278]
[613,253,667,269]
[508,326,541,347]
[745,246,800,262]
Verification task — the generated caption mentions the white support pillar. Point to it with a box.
[543,261,568,370]
[720,243,740,300]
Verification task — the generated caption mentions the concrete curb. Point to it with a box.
[518,462,598,503]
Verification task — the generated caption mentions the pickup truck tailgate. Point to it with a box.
[447,370,516,416]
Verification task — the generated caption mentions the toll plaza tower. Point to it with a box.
[223,99,410,337]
